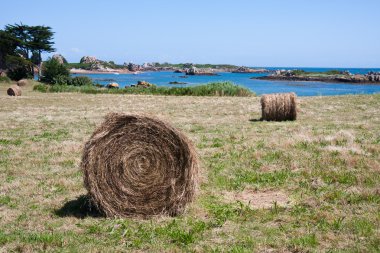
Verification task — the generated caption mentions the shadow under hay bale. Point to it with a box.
[81,113,199,218]
[54,195,102,218]
[7,85,22,96]
[260,92,297,121]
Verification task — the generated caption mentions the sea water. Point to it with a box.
[73,67,380,96]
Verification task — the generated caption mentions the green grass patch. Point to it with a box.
[31,129,69,142]
[0,76,11,83]
[0,139,22,146]
[33,82,254,97]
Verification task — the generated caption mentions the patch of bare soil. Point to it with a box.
[224,189,292,209]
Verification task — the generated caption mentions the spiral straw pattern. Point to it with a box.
[7,85,22,96]
[81,113,198,217]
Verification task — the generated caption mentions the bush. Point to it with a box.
[5,55,33,81]
[33,82,254,97]
[325,70,340,75]
[292,70,307,76]
[70,76,93,86]
[33,84,49,92]
[51,75,93,86]
[0,76,11,83]
[53,74,71,85]
[41,58,70,84]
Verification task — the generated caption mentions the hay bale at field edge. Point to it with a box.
[17,79,29,87]
[261,92,297,121]
[7,85,22,96]
[81,113,199,217]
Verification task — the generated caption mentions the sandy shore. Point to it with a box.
[70,68,134,74]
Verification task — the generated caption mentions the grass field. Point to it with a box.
[0,81,379,252]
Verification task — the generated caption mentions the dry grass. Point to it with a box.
[0,81,379,252]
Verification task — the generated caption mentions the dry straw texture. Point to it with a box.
[81,113,199,217]
[17,79,29,87]
[7,85,22,96]
[261,92,297,121]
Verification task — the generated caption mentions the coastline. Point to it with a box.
[254,75,380,85]
[70,68,133,74]
[70,67,270,75]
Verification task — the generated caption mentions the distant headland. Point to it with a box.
[253,69,380,84]
[51,54,270,75]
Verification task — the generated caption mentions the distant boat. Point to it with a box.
[113,73,120,75]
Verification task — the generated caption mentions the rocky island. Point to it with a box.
[253,69,380,84]
[232,66,269,73]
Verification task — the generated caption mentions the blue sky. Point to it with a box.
[1,0,379,67]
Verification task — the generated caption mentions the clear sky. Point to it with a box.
[1,0,379,67]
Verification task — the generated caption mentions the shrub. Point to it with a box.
[5,55,33,81]
[53,74,71,85]
[0,76,11,83]
[34,82,254,97]
[292,70,306,76]
[325,70,340,75]
[33,84,49,92]
[41,58,70,84]
[70,76,93,86]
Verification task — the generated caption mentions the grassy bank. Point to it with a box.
[33,81,254,97]
[1,82,380,251]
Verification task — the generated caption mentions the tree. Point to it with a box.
[3,23,55,79]
[4,23,30,59]
[5,55,33,80]
[40,57,70,84]
[28,25,55,66]
[0,30,19,70]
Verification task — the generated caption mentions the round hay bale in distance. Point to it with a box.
[17,79,29,87]
[7,85,22,96]
[81,113,199,217]
[261,92,297,121]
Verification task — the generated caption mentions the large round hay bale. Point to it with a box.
[17,79,29,87]
[7,85,22,96]
[261,92,297,121]
[81,113,199,217]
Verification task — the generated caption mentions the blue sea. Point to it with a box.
[73,67,380,96]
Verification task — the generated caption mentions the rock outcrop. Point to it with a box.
[232,66,269,73]
[185,66,217,76]
[80,56,98,64]
[254,70,380,84]
[78,56,121,72]
[126,62,142,72]
[169,81,187,85]
[107,82,119,88]
[52,54,67,64]
[135,80,155,88]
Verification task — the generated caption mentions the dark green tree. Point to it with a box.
[3,23,55,79]
[4,23,30,59]
[0,30,19,70]
[28,25,55,66]
[5,55,33,80]
[40,57,70,84]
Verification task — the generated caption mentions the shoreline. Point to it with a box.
[254,75,380,85]
[70,68,133,74]
[70,68,270,75]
